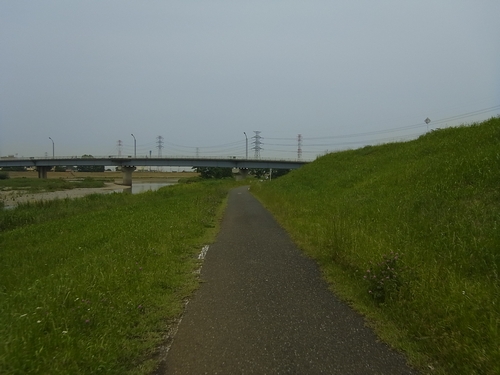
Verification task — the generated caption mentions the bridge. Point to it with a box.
[0,156,309,185]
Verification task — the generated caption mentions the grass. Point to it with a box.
[251,117,500,375]
[0,180,235,374]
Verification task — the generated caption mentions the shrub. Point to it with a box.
[364,251,405,304]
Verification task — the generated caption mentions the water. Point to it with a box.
[123,181,175,194]
[1,181,176,210]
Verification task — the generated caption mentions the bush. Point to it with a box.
[0,172,9,180]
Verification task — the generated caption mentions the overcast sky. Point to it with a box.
[1,1,499,160]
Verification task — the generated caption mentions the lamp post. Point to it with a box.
[48,137,54,158]
[131,133,136,157]
[425,117,431,132]
[243,132,248,159]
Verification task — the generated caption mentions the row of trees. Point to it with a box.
[193,167,290,179]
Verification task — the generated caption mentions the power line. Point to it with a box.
[305,104,500,140]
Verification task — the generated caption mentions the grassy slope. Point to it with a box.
[252,117,500,374]
[0,181,233,375]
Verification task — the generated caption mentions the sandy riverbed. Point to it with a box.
[1,171,197,208]
[0,182,126,208]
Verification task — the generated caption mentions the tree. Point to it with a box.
[271,169,291,178]
[194,167,233,179]
[77,155,105,172]
[248,168,267,178]
[0,166,25,172]
[248,168,291,179]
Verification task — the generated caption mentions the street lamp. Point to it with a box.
[48,137,54,158]
[131,133,136,157]
[243,132,248,159]
[425,117,431,132]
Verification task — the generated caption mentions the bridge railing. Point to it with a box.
[1,155,312,162]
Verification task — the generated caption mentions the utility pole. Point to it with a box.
[297,134,302,160]
[243,132,248,159]
[251,131,263,159]
[156,135,164,157]
[49,137,54,158]
[131,134,136,157]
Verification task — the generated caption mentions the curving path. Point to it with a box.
[162,186,417,374]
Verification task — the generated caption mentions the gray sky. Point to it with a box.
[2,1,499,160]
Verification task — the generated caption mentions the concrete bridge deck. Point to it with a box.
[0,156,309,185]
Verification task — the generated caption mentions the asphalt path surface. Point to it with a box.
[162,186,417,374]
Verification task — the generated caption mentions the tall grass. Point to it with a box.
[0,180,233,374]
[252,117,500,374]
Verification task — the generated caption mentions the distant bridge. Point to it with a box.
[0,156,309,185]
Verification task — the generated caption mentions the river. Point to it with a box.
[1,181,176,209]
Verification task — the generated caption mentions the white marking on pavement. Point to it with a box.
[198,244,209,260]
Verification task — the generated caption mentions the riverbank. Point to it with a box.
[0,180,233,374]
[0,182,125,208]
[0,171,198,208]
[5,170,198,180]
[252,117,500,374]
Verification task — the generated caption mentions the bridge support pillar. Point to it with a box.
[37,166,51,179]
[122,166,136,186]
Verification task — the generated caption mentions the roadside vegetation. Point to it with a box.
[251,117,500,374]
[0,180,236,374]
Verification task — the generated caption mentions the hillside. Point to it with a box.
[252,117,500,374]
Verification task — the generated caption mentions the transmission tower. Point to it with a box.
[297,134,302,160]
[251,131,263,159]
[117,140,123,157]
[156,136,164,157]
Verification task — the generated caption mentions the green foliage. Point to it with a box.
[249,168,267,178]
[0,181,233,374]
[271,168,291,178]
[252,117,500,374]
[1,166,25,172]
[364,251,405,304]
[194,166,233,179]
[177,176,203,184]
[77,155,105,172]
[0,172,9,180]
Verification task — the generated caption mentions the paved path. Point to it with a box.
[162,186,417,374]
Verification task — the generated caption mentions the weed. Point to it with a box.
[364,251,404,304]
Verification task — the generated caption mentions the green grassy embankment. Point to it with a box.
[252,117,500,374]
[0,180,234,374]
